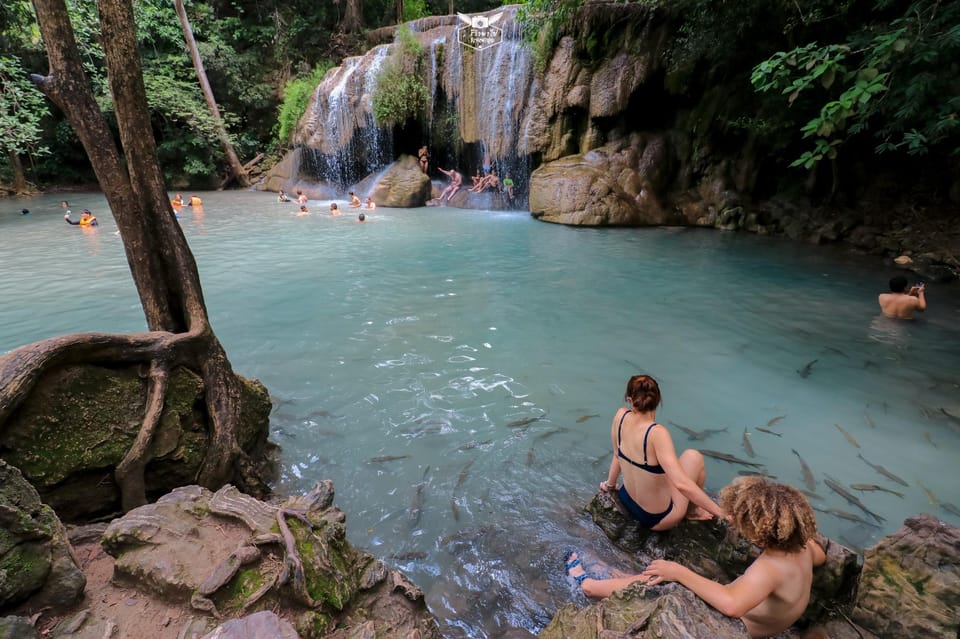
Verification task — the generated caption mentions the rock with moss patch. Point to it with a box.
[852,514,960,638]
[101,483,442,639]
[0,460,85,611]
[0,364,271,521]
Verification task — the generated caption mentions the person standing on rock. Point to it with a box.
[438,167,462,202]
[418,145,430,174]
[878,275,926,319]
[566,477,827,638]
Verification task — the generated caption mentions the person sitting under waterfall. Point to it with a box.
[565,476,827,639]
[470,171,501,193]
[438,167,463,202]
[503,175,515,201]
[471,169,483,190]
[348,192,362,208]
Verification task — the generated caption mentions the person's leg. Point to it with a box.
[565,552,647,599]
[652,449,710,531]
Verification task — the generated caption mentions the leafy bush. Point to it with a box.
[372,26,429,126]
[276,64,333,144]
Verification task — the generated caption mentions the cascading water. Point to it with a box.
[296,6,539,196]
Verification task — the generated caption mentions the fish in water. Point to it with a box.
[700,449,766,469]
[741,428,756,458]
[458,439,492,451]
[797,359,818,378]
[668,421,728,441]
[791,449,817,491]
[450,498,460,521]
[833,424,860,449]
[857,453,909,487]
[576,414,600,424]
[917,482,938,506]
[754,426,782,437]
[369,455,410,463]
[534,427,566,441]
[823,475,885,523]
[766,415,787,427]
[922,432,935,446]
[799,489,822,501]
[863,411,876,429]
[813,506,882,529]
[506,415,545,428]
[526,447,535,466]
[456,460,474,490]
[941,502,960,518]
[738,470,778,480]
[409,466,431,525]
[823,346,849,358]
[850,484,904,498]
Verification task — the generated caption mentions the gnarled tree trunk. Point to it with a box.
[340,0,362,33]
[7,0,268,512]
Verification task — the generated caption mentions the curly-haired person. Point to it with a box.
[566,476,826,638]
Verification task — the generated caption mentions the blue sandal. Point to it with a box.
[565,552,590,585]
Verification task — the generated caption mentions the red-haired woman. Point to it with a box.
[600,374,724,530]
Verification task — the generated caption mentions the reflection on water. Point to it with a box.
[2,193,959,638]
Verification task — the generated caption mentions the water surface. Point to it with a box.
[2,192,959,637]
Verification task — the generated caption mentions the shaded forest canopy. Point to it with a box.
[2,0,957,203]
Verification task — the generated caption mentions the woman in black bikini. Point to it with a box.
[600,374,724,529]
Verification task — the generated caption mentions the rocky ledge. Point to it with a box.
[537,491,960,639]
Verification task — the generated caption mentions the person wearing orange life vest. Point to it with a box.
[65,209,98,226]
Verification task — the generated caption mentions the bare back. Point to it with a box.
[878,291,924,319]
[739,543,820,638]
[612,409,672,513]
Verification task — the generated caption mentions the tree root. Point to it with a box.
[115,359,170,510]
[275,507,320,607]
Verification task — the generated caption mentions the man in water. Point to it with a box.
[363,197,376,210]
[438,167,462,202]
[878,275,926,319]
[65,209,98,226]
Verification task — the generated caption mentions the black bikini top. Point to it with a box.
[617,411,665,474]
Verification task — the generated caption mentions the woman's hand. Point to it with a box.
[600,480,614,493]
[640,559,683,585]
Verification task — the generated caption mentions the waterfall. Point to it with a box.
[297,6,538,192]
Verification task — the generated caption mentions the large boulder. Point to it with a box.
[368,155,432,207]
[582,490,860,630]
[852,514,960,639]
[0,460,85,611]
[98,483,441,639]
[529,135,688,226]
[0,364,271,521]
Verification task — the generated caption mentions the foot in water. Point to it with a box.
[564,551,650,599]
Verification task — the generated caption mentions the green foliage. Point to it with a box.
[276,64,333,144]
[404,0,430,21]
[372,26,429,126]
[0,55,50,167]
[752,0,960,167]
[516,0,584,73]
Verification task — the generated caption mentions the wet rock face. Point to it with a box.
[368,155,432,207]
[852,514,960,639]
[0,460,85,611]
[0,364,271,521]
